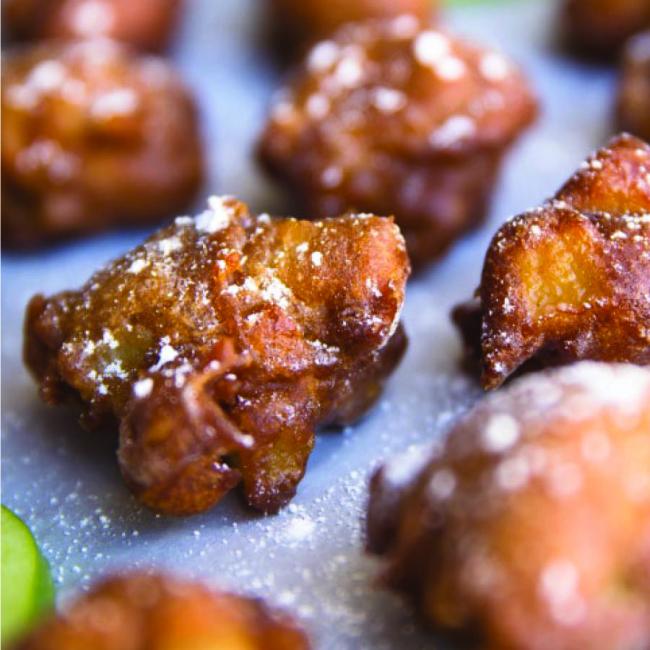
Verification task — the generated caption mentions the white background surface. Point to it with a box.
[2,1,617,647]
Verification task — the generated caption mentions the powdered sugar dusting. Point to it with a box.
[195,196,233,233]
[70,0,115,35]
[482,413,520,453]
[127,258,148,274]
[149,338,179,372]
[479,52,511,81]
[282,507,317,545]
[91,88,139,119]
[372,87,407,114]
[308,40,340,73]
[133,377,154,399]
[429,115,476,148]
[413,31,450,67]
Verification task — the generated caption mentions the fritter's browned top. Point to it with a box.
[15,572,310,650]
[24,197,410,514]
[368,362,650,650]
[260,19,536,176]
[2,40,203,247]
[453,133,650,389]
[3,0,183,52]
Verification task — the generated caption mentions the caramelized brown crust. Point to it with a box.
[2,0,183,52]
[367,362,650,650]
[266,0,435,58]
[15,572,310,650]
[2,40,203,247]
[617,32,650,142]
[561,0,650,57]
[24,197,409,514]
[453,134,650,390]
[258,20,537,269]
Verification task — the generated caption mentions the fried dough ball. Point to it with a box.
[266,0,436,58]
[2,40,203,248]
[2,0,183,52]
[24,196,409,514]
[561,0,650,58]
[258,19,537,269]
[617,32,650,141]
[453,134,650,390]
[15,572,310,649]
[367,362,650,650]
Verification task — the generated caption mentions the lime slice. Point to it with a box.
[1,505,55,645]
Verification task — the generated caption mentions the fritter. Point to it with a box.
[24,196,410,514]
[2,40,203,247]
[617,32,650,141]
[15,571,310,649]
[2,0,183,52]
[561,0,650,58]
[258,19,537,268]
[368,362,650,650]
[453,134,650,389]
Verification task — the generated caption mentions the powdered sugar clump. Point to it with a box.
[413,31,450,67]
[133,377,154,399]
[149,338,179,372]
[195,196,234,234]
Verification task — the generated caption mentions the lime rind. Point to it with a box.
[1,505,55,645]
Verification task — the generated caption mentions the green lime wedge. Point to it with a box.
[1,505,55,646]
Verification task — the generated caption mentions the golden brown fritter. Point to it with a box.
[367,362,650,650]
[2,0,183,52]
[2,40,203,248]
[561,0,650,57]
[258,20,537,269]
[266,0,436,59]
[453,134,650,390]
[24,196,410,514]
[617,32,650,142]
[14,572,310,650]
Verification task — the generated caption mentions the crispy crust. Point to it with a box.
[453,133,650,390]
[24,196,410,514]
[617,32,650,142]
[15,572,310,649]
[2,0,183,52]
[367,362,650,650]
[2,40,203,247]
[258,20,538,269]
[561,0,650,57]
